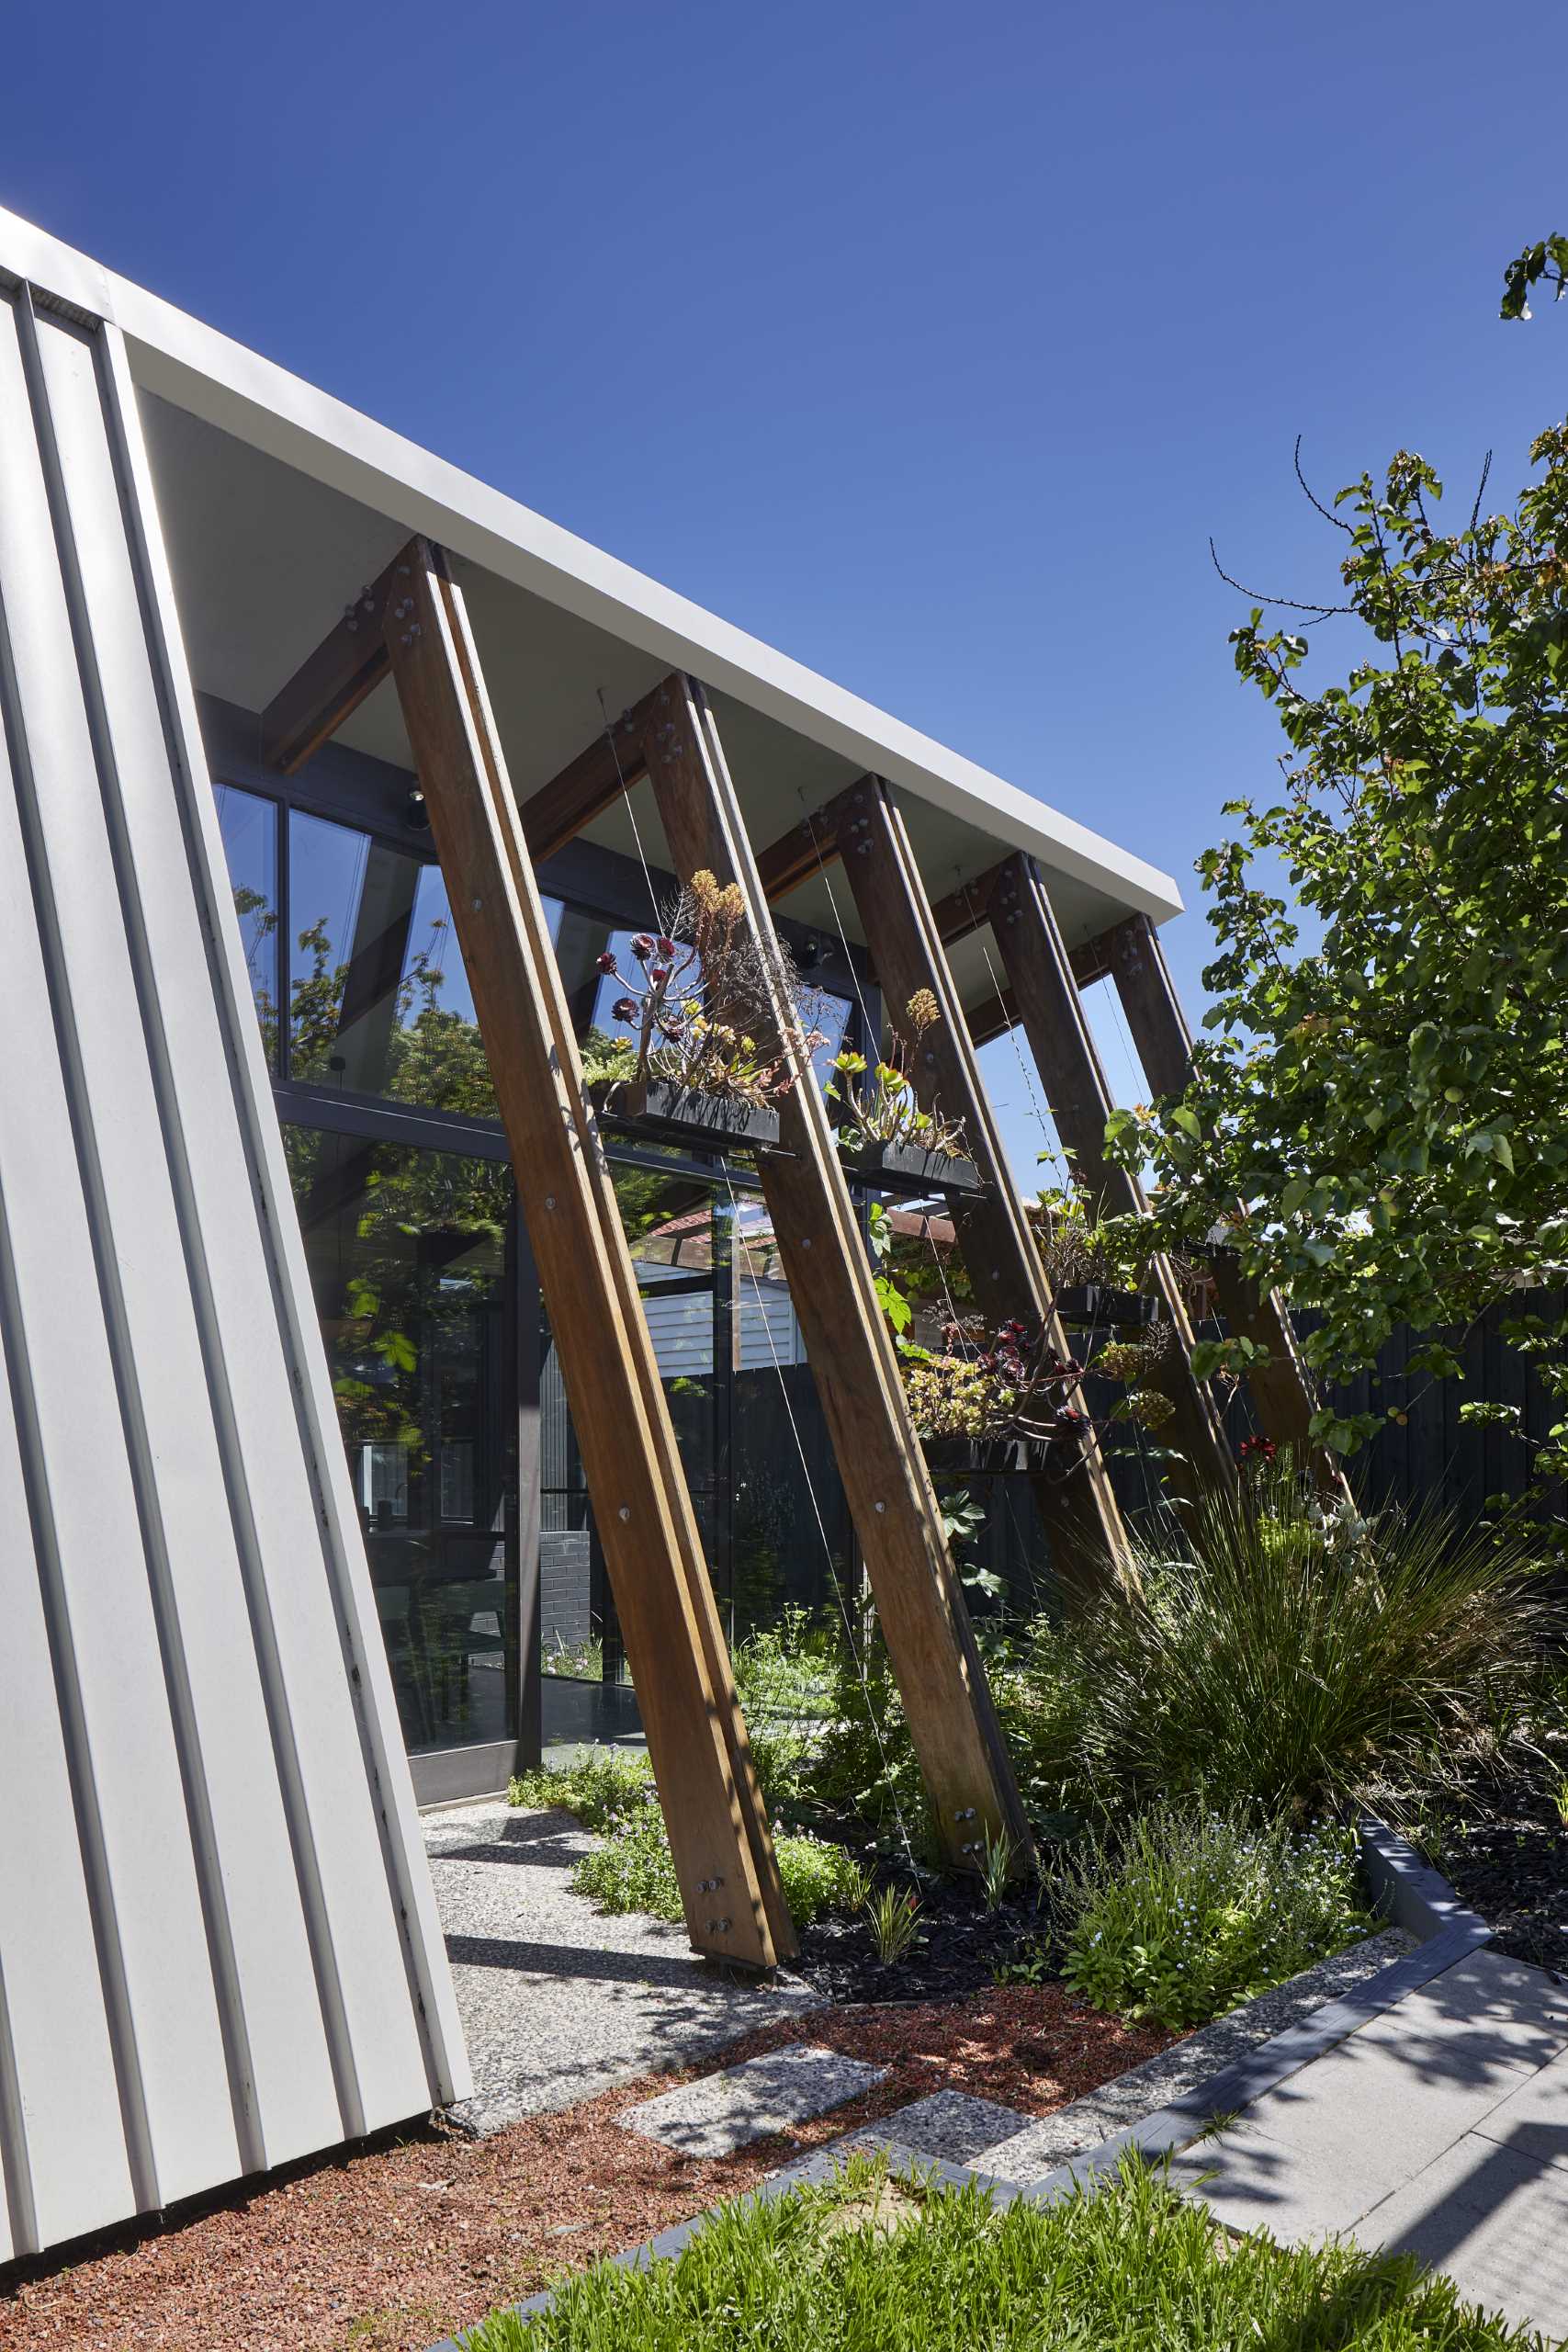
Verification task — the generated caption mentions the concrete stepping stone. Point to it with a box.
[849,2089,1030,2165]
[617,2045,887,2157]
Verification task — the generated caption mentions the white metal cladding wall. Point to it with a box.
[0,282,469,2263]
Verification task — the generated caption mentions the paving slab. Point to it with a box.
[1351,1950,1568,2072]
[978,1928,1414,2186]
[1470,2047,1568,2172]
[1168,1948,1568,2343]
[423,1800,820,2136]
[616,2045,887,2156]
[1364,2132,1568,2341]
[1169,2120,1388,2240]
[1226,2027,1524,2185]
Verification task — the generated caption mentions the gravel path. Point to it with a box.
[424,1800,821,2135]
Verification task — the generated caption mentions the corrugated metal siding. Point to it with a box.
[0,284,468,2262]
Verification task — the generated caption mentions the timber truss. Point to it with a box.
[261,537,1325,1967]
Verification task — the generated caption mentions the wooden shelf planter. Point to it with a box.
[588,1076,781,1155]
[1053,1284,1160,1329]
[838,1136,987,1197]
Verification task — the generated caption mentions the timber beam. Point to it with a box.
[980,855,1234,1501]
[268,539,795,1971]
[815,777,1134,1594]
[261,549,410,773]
[1081,910,1342,1490]
[757,815,1105,984]
[516,687,660,865]
[593,676,1034,1863]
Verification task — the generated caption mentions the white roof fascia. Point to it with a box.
[0,204,1181,925]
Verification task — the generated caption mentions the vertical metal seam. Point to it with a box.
[86,318,372,2143]
[9,287,263,2168]
[94,323,448,2109]
[0,1083,156,2212]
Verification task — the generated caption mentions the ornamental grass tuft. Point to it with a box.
[1041,1468,1557,1815]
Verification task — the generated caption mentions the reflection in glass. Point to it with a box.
[537,1167,856,1736]
[287,1128,517,1754]
[215,784,279,1069]
[726,1193,854,1639]
[286,808,498,1117]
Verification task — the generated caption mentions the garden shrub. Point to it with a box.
[510,1747,655,1831]
[774,1832,874,1927]
[1056,1803,1375,2029]
[514,1753,867,1928]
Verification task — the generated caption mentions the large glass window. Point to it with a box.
[287,1128,518,1755]
[538,1168,854,1747]
[287,808,498,1116]
[213,763,865,1775]
[215,783,280,1068]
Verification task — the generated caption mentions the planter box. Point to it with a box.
[839,1136,986,1197]
[921,1434,1057,1476]
[588,1076,781,1154]
[1053,1283,1159,1329]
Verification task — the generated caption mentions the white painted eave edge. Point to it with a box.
[0,204,1182,925]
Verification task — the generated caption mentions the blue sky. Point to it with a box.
[6,0,1564,1182]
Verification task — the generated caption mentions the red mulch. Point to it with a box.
[0,1986,1175,2352]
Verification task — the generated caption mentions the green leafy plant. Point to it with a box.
[512,1751,867,1928]
[778,1836,876,1927]
[1057,1804,1374,2030]
[826,990,968,1160]
[1102,390,1568,1521]
[992,1938,1053,1986]
[863,1882,925,1963]
[939,1487,1003,1603]
[979,1826,1018,1913]
[592,871,821,1110]
[510,1747,654,1829]
[462,2145,1543,2352]
[1553,1772,1568,1831]
[570,1782,681,1917]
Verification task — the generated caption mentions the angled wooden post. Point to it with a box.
[975,854,1235,1504]
[1089,912,1340,1488]
[822,780,1134,1593]
[633,675,1032,1865]
[267,540,793,1968]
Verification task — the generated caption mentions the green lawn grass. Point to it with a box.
[458,2153,1551,2350]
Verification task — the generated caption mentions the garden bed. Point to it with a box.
[1406,1740,1568,1975]
[587,1076,780,1154]
[0,1989,1174,2352]
[790,1866,1048,2004]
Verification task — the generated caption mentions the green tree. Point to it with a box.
[1107,393,1568,1502]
